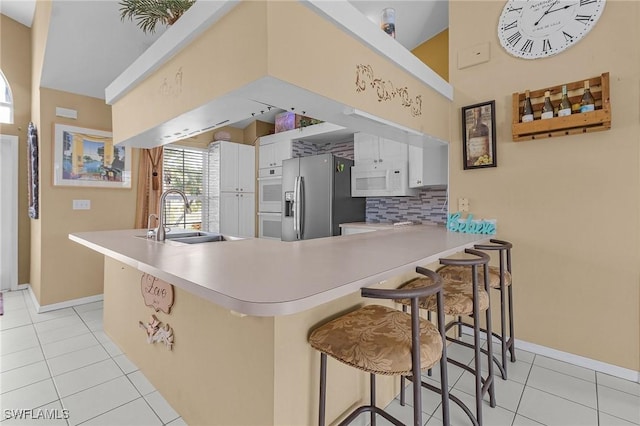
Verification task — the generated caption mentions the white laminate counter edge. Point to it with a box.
[70,228,488,317]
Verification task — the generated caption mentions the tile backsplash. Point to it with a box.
[365,187,448,225]
[292,139,447,225]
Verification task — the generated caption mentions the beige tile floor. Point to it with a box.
[1,289,639,426]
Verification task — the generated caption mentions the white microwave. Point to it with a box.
[351,162,417,197]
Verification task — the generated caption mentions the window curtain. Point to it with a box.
[134,147,164,229]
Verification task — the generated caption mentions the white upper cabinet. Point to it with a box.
[408,142,448,188]
[237,143,255,192]
[219,141,255,192]
[259,138,291,169]
[354,132,407,165]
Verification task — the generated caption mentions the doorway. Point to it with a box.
[0,134,18,291]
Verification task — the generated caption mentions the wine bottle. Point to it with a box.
[541,90,554,120]
[467,107,491,167]
[558,85,572,117]
[580,80,595,113]
[522,90,534,122]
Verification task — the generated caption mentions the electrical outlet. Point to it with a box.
[458,198,469,212]
[72,199,91,210]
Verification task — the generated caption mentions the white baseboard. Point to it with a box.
[26,284,103,313]
[17,283,30,290]
[461,328,640,384]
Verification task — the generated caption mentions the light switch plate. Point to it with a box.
[458,42,490,70]
[73,199,91,210]
[458,198,469,212]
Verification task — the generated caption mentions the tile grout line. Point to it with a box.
[511,353,537,426]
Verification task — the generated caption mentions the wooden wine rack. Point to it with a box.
[511,72,611,142]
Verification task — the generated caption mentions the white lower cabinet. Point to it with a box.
[220,192,255,238]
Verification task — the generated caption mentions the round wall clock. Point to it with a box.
[497,0,606,59]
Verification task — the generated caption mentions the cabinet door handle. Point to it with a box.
[236,194,239,197]
[379,158,383,162]
[235,188,238,191]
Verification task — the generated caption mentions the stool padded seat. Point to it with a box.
[397,275,489,316]
[308,304,442,376]
[438,265,512,289]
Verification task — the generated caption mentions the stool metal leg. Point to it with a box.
[319,353,327,426]
[436,291,450,426]
[410,297,423,426]
[499,270,508,379]
[483,265,496,408]
[508,284,516,362]
[370,373,376,426]
[471,265,483,425]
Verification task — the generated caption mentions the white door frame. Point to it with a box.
[0,134,19,291]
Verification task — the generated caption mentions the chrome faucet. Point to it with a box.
[156,189,191,242]
[146,213,158,239]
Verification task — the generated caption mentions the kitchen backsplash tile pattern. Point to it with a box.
[292,140,354,160]
[366,187,448,224]
[292,139,447,224]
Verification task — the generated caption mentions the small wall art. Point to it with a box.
[53,124,131,188]
[461,100,497,170]
[27,122,39,219]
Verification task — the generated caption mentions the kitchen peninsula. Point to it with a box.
[70,226,487,425]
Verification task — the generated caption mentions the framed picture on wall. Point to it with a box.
[53,124,132,188]
[461,100,497,170]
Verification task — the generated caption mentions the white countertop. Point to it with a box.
[70,226,488,317]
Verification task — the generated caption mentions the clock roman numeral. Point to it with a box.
[542,39,552,52]
[502,21,517,31]
[579,0,597,6]
[575,14,593,24]
[507,31,522,46]
[521,39,533,53]
[507,5,523,13]
[563,31,574,42]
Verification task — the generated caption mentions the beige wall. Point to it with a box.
[28,1,52,301]
[112,1,269,145]
[34,88,138,306]
[0,15,32,285]
[265,2,450,141]
[446,1,639,371]
[412,29,449,82]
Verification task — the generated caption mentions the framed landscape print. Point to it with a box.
[53,124,132,188]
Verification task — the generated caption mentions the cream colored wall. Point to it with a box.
[104,257,276,425]
[35,88,138,305]
[265,2,450,141]
[0,15,32,285]
[446,1,639,371]
[112,1,269,144]
[28,1,52,301]
[412,29,449,82]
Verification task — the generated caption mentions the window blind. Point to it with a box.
[162,146,205,230]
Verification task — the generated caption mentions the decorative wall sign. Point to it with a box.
[447,212,496,235]
[141,273,174,314]
[139,315,174,350]
[27,122,39,219]
[53,124,132,188]
[355,64,422,117]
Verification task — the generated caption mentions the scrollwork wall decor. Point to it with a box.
[355,64,422,117]
[27,122,39,219]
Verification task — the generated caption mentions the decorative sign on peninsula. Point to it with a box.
[355,64,423,117]
[447,212,497,235]
[141,273,174,314]
[139,315,174,350]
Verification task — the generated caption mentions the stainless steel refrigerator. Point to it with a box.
[282,154,365,241]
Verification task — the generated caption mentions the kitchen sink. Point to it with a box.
[136,230,241,244]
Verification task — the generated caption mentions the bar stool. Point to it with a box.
[438,239,515,379]
[397,249,496,426]
[308,268,450,426]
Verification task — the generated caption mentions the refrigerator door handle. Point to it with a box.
[298,176,305,239]
[293,176,300,239]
